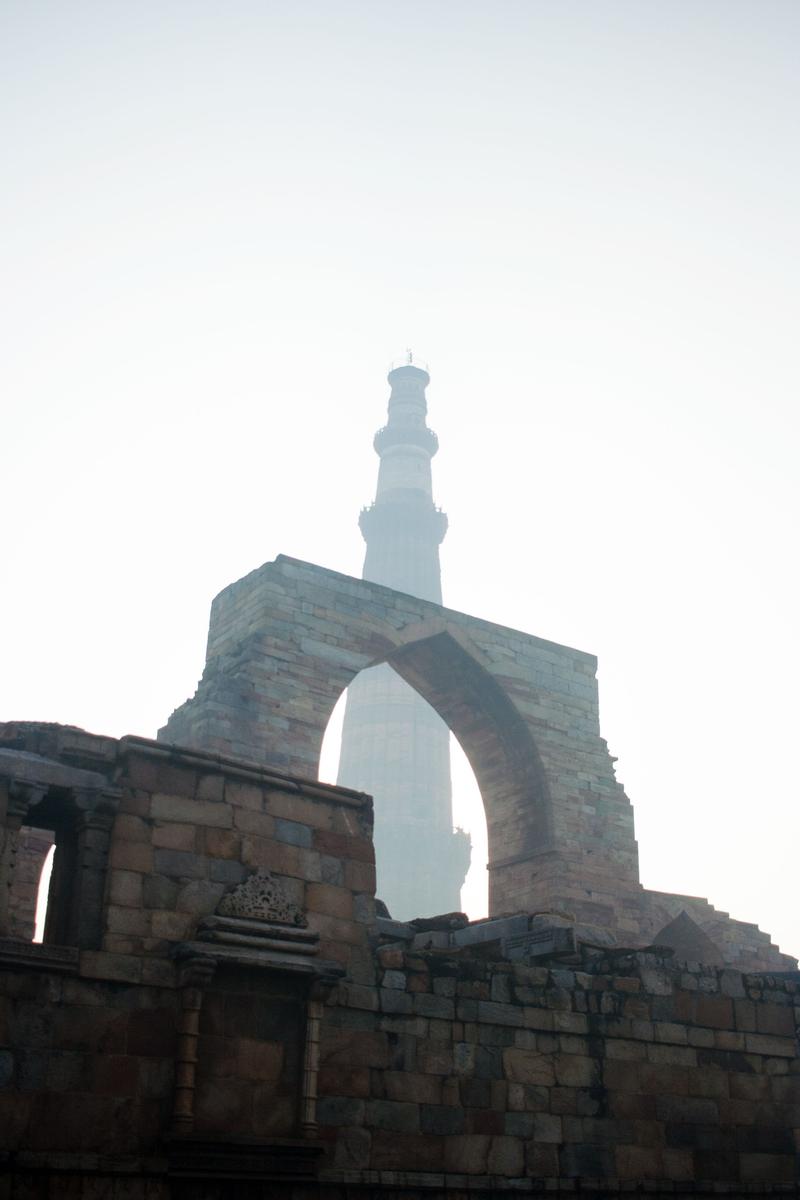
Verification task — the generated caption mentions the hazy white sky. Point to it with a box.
[3,1,798,958]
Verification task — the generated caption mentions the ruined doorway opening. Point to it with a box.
[319,669,488,921]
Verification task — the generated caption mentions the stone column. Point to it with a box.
[0,783,40,937]
[72,798,116,949]
[301,979,338,1139]
[171,956,217,1135]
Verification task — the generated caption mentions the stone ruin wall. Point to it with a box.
[160,556,793,972]
[0,723,798,1198]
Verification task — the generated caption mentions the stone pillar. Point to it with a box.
[301,982,328,1138]
[0,784,41,938]
[73,800,116,949]
[171,956,217,1134]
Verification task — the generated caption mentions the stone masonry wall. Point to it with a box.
[317,944,800,1191]
[0,724,798,1197]
[159,556,642,940]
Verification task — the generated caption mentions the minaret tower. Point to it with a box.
[337,358,470,919]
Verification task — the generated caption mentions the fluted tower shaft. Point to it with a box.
[337,363,470,919]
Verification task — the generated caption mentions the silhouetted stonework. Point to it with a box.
[0,723,798,1197]
[160,556,793,972]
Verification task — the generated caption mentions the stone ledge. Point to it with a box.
[319,1168,800,1194]
[0,938,79,973]
[7,1151,166,1175]
[165,1134,324,1180]
[121,733,371,808]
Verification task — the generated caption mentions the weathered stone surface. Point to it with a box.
[157,556,795,972]
[1,723,798,1197]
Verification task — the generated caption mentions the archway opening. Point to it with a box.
[319,676,487,921]
[318,630,552,923]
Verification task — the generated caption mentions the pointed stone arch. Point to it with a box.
[160,556,640,925]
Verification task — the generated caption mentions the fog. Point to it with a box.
[2,1,798,957]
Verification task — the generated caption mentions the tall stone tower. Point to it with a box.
[337,360,470,919]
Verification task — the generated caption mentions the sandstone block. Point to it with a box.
[142,874,180,909]
[112,814,150,843]
[646,1043,696,1066]
[525,1141,559,1177]
[533,1113,563,1143]
[321,1030,390,1069]
[224,780,264,811]
[338,982,379,1012]
[195,772,225,802]
[370,1131,444,1171]
[107,870,143,908]
[152,821,196,851]
[176,879,226,914]
[366,1098,419,1133]
[487,1134,524,1175]
[443,1134,490,1174]
[306,881,353,920]
[105,905,150,937]
[502,1047,555,1087]
[79,951,141,984]
[318,1063,370,1098]
[756,1003,795,1037]
[151,792,232,828]
[317,1095,365,1126]
[414,993,454,1020]
[267,790,332,830]
[233,808,276,836]
[382,970,407,991]
[554,1054,598,1088]
[420,1103,464,1135]
[695,994,733,1029]
[334,1125,371,1169]
[614,1144,663,1180]
[559,1142,614,1179]
[150,910,196,941]
[740,1152,794,1182]
[384,1070,442,1105]
[344,858,376,893]
[203,829,241,859]
[477,1001,523,1027]
[745,1032,796,1057]
[416,1041,453,1075]
[714,1029,745,1050]
[275,817,312,848]
[655,1094,719,1124]
[504,1112,534,1137]
[379,987,413,1015]
[661,1148,693,1180]
[553,1010,588,1034]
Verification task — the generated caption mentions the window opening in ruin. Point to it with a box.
[7,824,55,943]
[319,677,488,921]
[22,792,80,946]
[33,841,55,943]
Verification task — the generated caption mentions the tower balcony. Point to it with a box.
[373,424,439,457]
[359,498,448,545]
